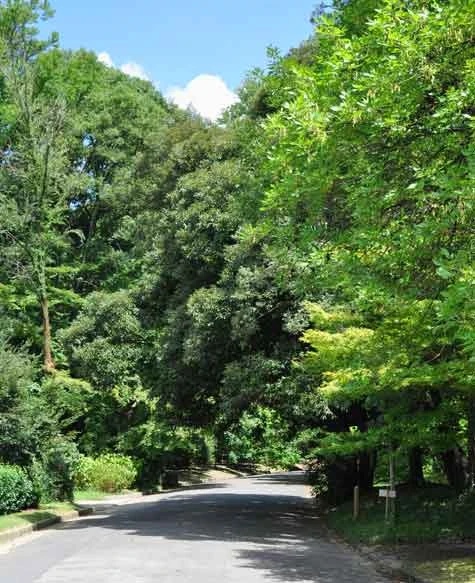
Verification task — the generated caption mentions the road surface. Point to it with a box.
[0,472,392,583]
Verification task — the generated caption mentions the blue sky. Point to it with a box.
[41,1,317,120]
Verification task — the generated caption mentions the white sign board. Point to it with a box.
[379,488,397,498]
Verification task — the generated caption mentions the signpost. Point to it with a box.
[353,455,360,520]
[378,451,397,522]
[353,485,360,520]
[378,488,396,498]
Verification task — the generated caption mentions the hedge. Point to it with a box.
[0,464,36,515]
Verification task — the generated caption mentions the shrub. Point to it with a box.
[75,455,96,490]
[202,432,217,466]
[0,338,40,467]
[28,458,53,505]
[75,454,136,493]
[0,464,36,515]
[44,439,80,502]
[189,431,217,466]
[307,458,329,503]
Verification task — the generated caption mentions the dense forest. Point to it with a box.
[1,0,475,512]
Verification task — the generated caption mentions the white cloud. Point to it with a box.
[97,51,115,68]
[166,74,239,122]
[96,52,150,81]
[96,55,237,121]
[120,62,150,81]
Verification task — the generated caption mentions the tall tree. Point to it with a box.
[0,0,73,371]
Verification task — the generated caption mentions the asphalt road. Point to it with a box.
[0,472,391,583]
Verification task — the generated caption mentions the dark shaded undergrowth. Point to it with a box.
[327,485,475,545]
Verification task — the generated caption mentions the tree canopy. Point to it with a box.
[1,0,475,501]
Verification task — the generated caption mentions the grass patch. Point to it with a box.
[327,484,475,545]
[74,489,109,501]
[74,488,139,500]
[412,557,475,583]
[0,502,78,532]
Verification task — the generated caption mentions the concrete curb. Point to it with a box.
[0,506,94,546]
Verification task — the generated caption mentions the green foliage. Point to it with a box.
[75,454,136,493]
[0,338,35,415]
[328,486,475,545]
[61,291,143,387]
[224,406,300,468]
[0,464,35,515]
[307,459,329,501]
[0,1,77,370]
[120,421,217,490]
[249,0,475,491]
[74,455,96,490]
[0,337,53,468]
[43,439,80,502]
[28,458,53,505]
[60,291,151,451]
[3,0,475,517]
[0,1,316,495]
[200,431,217,467]
[40,372,92,432]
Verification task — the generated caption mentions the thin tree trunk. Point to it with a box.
[41,292,55,372]
[358,450,377,491]
[468,397,475,489]
[82,201,99,263]
[408,447,424,486]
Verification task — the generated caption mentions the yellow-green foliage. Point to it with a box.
[75,454,137,493]
[300,303,375,401]
[304,302,360,330]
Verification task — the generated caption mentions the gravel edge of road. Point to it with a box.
[356,545,431,583]
[315,506,430,583]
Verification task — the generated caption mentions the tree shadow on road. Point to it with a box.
[60,474,385,583]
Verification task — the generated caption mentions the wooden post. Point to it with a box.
[389,451,395,519]
[384,451,396,523]
[353,485,360,520]
[468,397,475,489]
[384,486,390,522]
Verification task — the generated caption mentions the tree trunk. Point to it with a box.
[468,397,475,489]
[325,456,358,505]
[441,447,468,492]
[359,450,377,491]
[41,292,55,372]
[408,447,425,486]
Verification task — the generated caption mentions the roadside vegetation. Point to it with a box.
[327,486,475,545]
[1,5,475,574]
